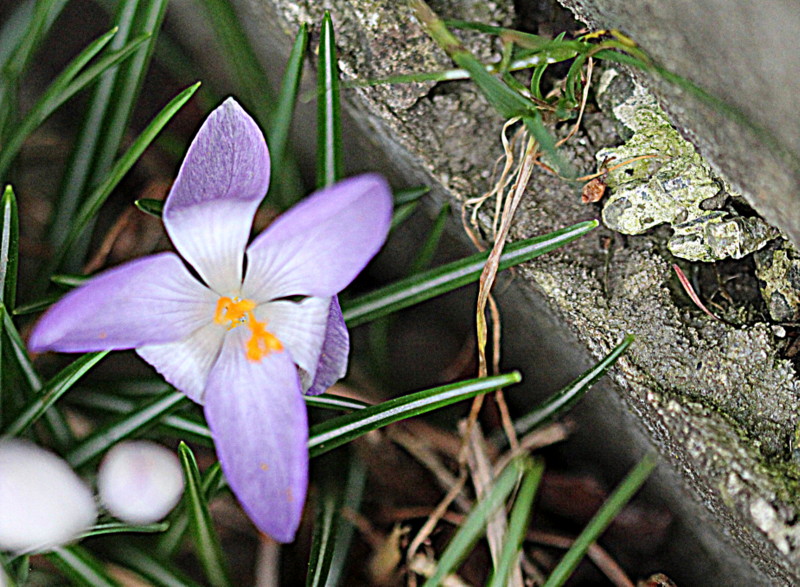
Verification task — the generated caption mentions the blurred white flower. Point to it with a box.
[97,441,184,525]
[0,440,97,553]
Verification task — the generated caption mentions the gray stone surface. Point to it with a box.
[216,0,800,583]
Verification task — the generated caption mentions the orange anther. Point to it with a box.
[214,296,282,361]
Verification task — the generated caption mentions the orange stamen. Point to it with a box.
[214,296,283,361]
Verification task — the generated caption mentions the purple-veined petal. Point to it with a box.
[164,98,270,294]
[29,253,216,353]
[137,321,227,403]
[306,296,349,396]
[257,296,330,391]
[203,328,308,543]
[241,174,392,300]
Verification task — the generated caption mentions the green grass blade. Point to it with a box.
[46,81,200,275]
[0,29,149,179]
[2,305,42,391]
[80,521,168,538]
[3,350,108,437]
[422,457,526,587]
[316,11,343,189]
[134,197,164,217]
[543,453,658,587]
[409,203,449,274]
[66,388,186,468]
[309,372,521,458]
[306,454,348,587]
[0,186,19,309]
[106,544,203,587]
[510,334,634,439]
[305,393,369,412]
[523,112,573,178]
[47,546,120,587]
[323,457,367,586]
[410,0,535,120]
[178,442,232,587]
[488,457,544,587]
[198,0,273,126]
[269,23,308,173]
[393,185,429,205]
[342,220,597,326]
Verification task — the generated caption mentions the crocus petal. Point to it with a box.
[306,297,349,396]
[0,440,96,553]
[203,329,308,543]
[97,441,184,525]
[164,98,270,294]
[257,296,330,390]
[29,253,216,353]
[137,321,227,403]
[242,174,392,299]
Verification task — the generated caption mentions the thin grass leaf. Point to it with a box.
[342,220,597,326]
[309,371,521,458]
[106,543,203,587]
[317,11,343,189]
[422,457,526,586]
[66,388,186,468]
[523,112,573,178]
[488,457,545,587]
[45,81,200,276]
[410,0,535,120]
[11,295,61,316]
[306,453,348,587]
[410,203,449,274]
[157,462,224,558]
[134,197,164,217]
[269,24,308,173]
[390,201,419,230]
[3,350,108,437]
[305,393,369,412]
[0,185,19,309]
[0,30,149,179]
[178,442,232,587]
[509,334,634,439]
[323,457,367,586]
[543,453,658,587]
[199,0,273,126]
[394,185,429,206]
[80,521,168,538]
[47,546,120,587]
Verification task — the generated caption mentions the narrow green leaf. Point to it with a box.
[178,442,232,587]
[323,457,367,586]
[46,81,200,276]
[390,201,419,230]
[3,350,108,437]
[509,334,634,439]
[423,457,526,586]
[309,372,521,458]
[393,185,429,206]
[316,11,343,189]
[11,294,61,316]
[269,24,308,172]
[66,388,186,468]
[410,203,449,274]
[0,29,149,179]
[80,521,168,538]
[0,186,19,308]
[342,220,597,327]
[134,197,164,217]
[543,453,658,587]
[47,546,120,587]
[488,458,544,587]
[306,454,348,587]
[305,393,369,412]
[106,543,203,587]
[523,112,573,178]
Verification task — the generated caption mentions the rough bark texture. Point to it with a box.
[220,0,800,583]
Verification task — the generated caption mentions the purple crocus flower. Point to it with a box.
[29,98,392,542]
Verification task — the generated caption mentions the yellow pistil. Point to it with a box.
[214,296,283,362]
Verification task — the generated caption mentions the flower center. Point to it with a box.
[214,297,283,362]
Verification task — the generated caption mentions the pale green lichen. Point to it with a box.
[597,71,779,262]
[755,239,800,322]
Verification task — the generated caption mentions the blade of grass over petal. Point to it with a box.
[269,23,308,174]
[488,457,544,587]
[317,11,343,189]
[3,351,108,438]
[342,220,597,326]
[422,457,526,587]
[199,0,273,126]
[309,372,521,458]
[0,186,19,309]
[410,0,535,120]
[543,453,658,587]
[306,452,349,587]
[47,546,120,587]
[507,334,634,440]
[45,82,200,278]
[55,0,169,269]
[178,442,232,587]
[66,388,186,468]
